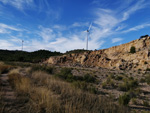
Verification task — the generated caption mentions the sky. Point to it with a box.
[0,0,150,52]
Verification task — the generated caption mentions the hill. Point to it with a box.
[47,35,150,70]
[0,50,62,63]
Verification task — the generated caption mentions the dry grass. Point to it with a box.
[0,62,12,74]
[28,87,61,113]
[7,69,130,113]
[0,78,5,113]
[8,68,20,75]
[30,71,130,113]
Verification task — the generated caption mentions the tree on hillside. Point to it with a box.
[130,46,136,53]
[139,34,149,39]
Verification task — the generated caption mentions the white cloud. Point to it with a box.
[0,0,150,53]
[123,24,150,33]
[38,26,56,42]
[71,22,89,28]
[91,0,150,41]
[0,23,21,34]
[115,25,126,31]
[0,39,20,50]
[122,0,149,21]
[0,0,34,10]
[53,25,66,31]
[94,9,119,29]
[9,36,22,43]
[112,38,123,43]
[0,23,21,31]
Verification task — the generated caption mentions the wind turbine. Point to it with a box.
[84,22,92,50]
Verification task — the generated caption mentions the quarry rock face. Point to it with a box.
[47,36,150,70]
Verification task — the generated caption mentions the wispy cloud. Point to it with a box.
[71,22,89,28]
[0,39,20,50]
[0,0,34,10]
[53,25,67,31]
[38,26,56,42]
[91,0,150,40]
[112,38,123,43]
[122,0,149,21]
[0,23,21,34]
[0,0,150,52]
[123,24,150,33]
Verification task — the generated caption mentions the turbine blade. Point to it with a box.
[83,30,87,32]
[88,22,92,31]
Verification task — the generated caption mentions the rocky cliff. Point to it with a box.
[46,36,150,70]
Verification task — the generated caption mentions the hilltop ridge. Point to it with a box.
[47,36,150,70]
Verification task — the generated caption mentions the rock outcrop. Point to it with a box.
[46,36,150,70]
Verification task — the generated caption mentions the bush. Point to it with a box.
[115,75,123,80]
[144,61,148,64]
[72,81,98,94]
[145,74,150,85]
[119,93,130,106]
[55,68,73,81]
[143,100,150,107]
[119,79,138,91]
[102,77,115,89]
[31,65,54,74]
[140,78,146,83]
[72,81,88,91]
[146,68,150,71]
[131,98,137,105]
[83,74,95,83]
[55,68,96,84]
[140,35,149,39]
[130,46,136,53]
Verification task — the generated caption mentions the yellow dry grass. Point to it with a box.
[0,63,11,74]
[7,69,130,113]
[8,68,20,75]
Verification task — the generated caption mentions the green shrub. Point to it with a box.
[131,98,137,105]
[119,83,128,91]
[89,86,98,94]
[72,81,88,91]
[144,61,148,64]
[83,74,95,83]
[55,68,73,81]
[119,93,130,106]
[145,74,150,85]
[31,65,54,74]
[140,78,146,83]
[102,77,115,89]
[55,68,96,84]
[72,81,98,94]
[102,81,107,88]
[140,35,149,39]
[115,75,123,80]
[146,68,150,71]
[143,100,150,107]
[130,46,136,53]
[119,79,138,91]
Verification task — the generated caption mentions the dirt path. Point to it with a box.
[0,73,23,113]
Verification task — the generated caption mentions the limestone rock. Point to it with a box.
[46,36,150,70]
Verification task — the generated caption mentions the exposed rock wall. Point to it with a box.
[46,36,150,70]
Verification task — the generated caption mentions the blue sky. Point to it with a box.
[0,0,150,52]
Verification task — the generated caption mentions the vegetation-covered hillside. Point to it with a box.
[65,49,90,54]
[0,50,62,63]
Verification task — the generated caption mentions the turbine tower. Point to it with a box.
[85,22,92,50]
[22,40,24,51]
